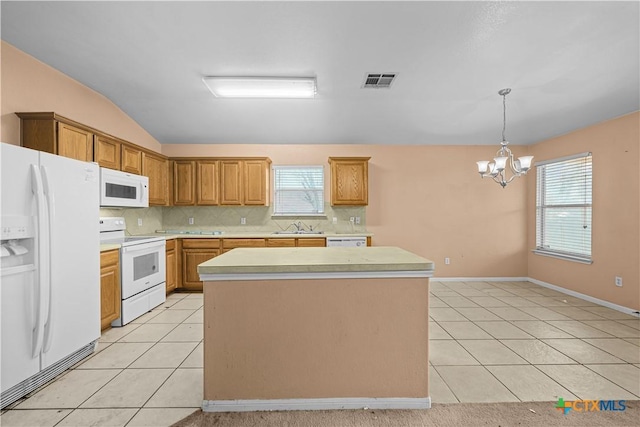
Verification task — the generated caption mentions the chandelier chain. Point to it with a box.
[502,92,507,143]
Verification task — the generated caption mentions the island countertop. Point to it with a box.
[198,246,434,276]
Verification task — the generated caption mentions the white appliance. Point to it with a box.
[326,236,367,247]
[99,217,166,326]
[1,143,100,409]
[100,168,148,208]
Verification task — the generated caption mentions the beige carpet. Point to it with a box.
[172,401,639,427]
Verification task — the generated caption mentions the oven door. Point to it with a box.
[120,241,166,299]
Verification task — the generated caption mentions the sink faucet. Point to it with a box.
[292,221,303,232]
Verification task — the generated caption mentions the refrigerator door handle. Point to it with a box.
[30,165,47,358]
[41,166,55,353]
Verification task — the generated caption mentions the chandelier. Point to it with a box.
[476,88,533,188]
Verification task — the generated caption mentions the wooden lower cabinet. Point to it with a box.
[100,250,121,330]
[181,239,220,291]
[166,239,177,294]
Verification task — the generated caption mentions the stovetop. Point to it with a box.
[100,235,165,247]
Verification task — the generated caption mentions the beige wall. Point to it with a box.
[0,41,161,151]
[163,144,529,278]
[527,112,640,310]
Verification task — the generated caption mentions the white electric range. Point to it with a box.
[99,217,166,326]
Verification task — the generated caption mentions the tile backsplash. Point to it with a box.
[100,204,366,235]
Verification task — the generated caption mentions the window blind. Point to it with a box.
[273,166,324,215]
[536,152,592,262]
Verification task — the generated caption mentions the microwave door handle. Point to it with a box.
[140,181,146,203]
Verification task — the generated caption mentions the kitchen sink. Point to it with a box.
[271,230,325,235]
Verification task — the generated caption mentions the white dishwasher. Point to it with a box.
[326,236,367,247]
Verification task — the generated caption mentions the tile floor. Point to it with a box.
[1,281,639,426]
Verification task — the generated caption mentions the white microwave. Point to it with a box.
[100,168,149,208]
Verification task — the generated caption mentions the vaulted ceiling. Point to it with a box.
[2,1,638,145]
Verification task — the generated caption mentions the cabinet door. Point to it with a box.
[244,160,269,205]
[121,144,142,174]
[173,161,195,205]
[94,135,121,170]
[182,248,220,291]
[166,248,177,294]
[100,250,121,330]
[329,157,370,206]
[57,122,93,162]
[197,160,219,205]
[143,153,169,206]
[220,160,243,205]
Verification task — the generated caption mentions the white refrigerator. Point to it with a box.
[1,143,100,408]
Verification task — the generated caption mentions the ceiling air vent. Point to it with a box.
[362,73,397,89]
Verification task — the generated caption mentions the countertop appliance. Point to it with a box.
[99,217,166,326]
[326,236,367,247]
[1,143,100,409]
[100,168,148,208]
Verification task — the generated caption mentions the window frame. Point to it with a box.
[272,165,326,217]
[533,152,593,264]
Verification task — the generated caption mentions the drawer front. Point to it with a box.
[266,238,296,247]
[297,238,326,247]
[182,239,221,249]
[222,238,266,249]
[166,238,176,251]
[100,249,119,267]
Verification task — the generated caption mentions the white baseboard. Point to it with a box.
[433,276,639,318]
[202,397,431,412]
[527,277,640,318]
[431,277,529,282]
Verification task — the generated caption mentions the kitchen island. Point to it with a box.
[198,246,434,412]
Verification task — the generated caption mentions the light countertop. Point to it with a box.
[100,243,121,252]
[153,231,372,239]
[198,246,434,275]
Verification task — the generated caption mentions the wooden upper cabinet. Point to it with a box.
[142,152,169,206]
[57,123,94,162]
[94,135,121,170]
[17,113,95,162]
[244,159,270,205]
[121,144,143,175]
[197,160,219,205]
[220,160,243,205]
[173,160,196,205]
[329,157,370,206]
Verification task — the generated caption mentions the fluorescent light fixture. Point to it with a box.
[202,76,317,98]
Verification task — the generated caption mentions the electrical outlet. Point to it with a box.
[137,218,143,226]
[615,276,623,287]
[350,217,355,223]
[188,217,194,225]
[445,257,450,265]
[332,217,338,224]
[355,217,361,225]
[240,217,246,225]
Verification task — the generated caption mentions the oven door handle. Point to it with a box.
[121,240,165,254]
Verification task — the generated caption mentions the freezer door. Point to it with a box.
[0,143,41,392]
[38,152,100,369]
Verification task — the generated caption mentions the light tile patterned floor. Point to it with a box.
[1,281,639,426]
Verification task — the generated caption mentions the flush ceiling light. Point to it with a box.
[476,88,534,188]
[202,76,317,98]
